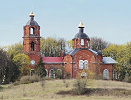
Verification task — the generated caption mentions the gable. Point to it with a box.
[66,48,98,58]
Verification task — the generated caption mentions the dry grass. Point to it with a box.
[0,79,131,100]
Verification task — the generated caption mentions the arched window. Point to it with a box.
[31,42,34,51]
[30,69,34,76]
[79,60,83,69]
[113,69,117,80]
[56,69,62,78]
[57,69,62,74]
[30,27,34,34]
[84,60,88,69]
[49,69,55,78]
[81,39,84,45]
[103,69,109,79]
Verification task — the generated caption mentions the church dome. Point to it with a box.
[74,32,90,39]
[74,21,90,40]
[26,20,39,26]
[26,12,39,26]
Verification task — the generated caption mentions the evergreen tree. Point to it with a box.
[0,49,19,84]
[34,57,46,78]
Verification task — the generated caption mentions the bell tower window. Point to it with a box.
[30,27,34,34]
[31,42,35,51]
[81,39,84,45]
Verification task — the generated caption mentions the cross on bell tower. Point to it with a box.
[23,11,41,69]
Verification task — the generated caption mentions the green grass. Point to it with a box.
[0,79,131,100]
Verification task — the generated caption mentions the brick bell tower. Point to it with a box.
[73,21,90,49]
[23,12,41,69]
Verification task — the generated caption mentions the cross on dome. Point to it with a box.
[78,21,85,28]
[29,11,35,17]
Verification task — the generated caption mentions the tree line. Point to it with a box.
[0,36,131,83]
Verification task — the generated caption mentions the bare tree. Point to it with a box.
[40,37,66,57]
[90,37,109,52]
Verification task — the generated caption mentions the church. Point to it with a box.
[23,12,118,80]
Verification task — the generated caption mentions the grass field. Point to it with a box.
[0,79,131,100]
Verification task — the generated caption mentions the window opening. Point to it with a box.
[30,27,34,34]
[103,69,109,79]
[31,42,35,51]
[49,69,54,78]
[81,39,84,45]
[30,69,34,76]
[79,60,83,69]
[84,60,88,69]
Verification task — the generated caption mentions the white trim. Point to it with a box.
[49,69,55,78]
[84,60,88,69]
[103,69,109,79]
[81,72,87,77]
[81,39,84,45]
[30,27,34,34]
[79,60,83,69]
[45,69,48,77]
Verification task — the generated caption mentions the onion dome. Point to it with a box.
[74,21,90,40]
[26,11,39,26]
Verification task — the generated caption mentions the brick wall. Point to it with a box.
[63,55,73,78]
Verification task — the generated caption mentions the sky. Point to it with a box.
[0,0,131,46]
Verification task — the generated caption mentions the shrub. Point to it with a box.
[73,69,94,95]
[55,70,63,79]
[20,76,30,84]
[40,80,45,90]
[13,81,21,86]
[29,75,41,83]
[123,74,131,83]
[127,76,131,83]
[20,75,40,84]
[73,79,87,95]
[62,79,69,88]
[0,85,3,92]
[65,82,69,88]
[64,72,70,79]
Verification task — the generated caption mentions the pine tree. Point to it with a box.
[34,57,46,78]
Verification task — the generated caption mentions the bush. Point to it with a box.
[29,75,41,83]
[127,76,131,83]
[64,73,70,79]
[123,74,131,83]
[13,81,21,86]
[40,80,45,90]
[73,79,87,95]
[0,85,3,92]
[20,75,40,84]
[20,76,30,84]
[63,79,69,88]
[72,69,94,95]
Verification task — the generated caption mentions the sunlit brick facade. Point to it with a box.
[23,13,117,80]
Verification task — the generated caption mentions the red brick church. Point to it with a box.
[23,12,118,80]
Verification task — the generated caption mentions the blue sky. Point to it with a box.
[0,0,131,46]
